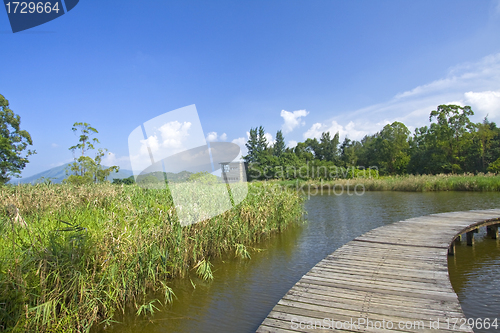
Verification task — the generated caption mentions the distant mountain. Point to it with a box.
[10,163,134,185]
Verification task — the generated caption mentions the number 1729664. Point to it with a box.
[5,2,60,14]
[446,318,498,330]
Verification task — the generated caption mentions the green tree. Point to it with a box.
[65,122,119,184]
[408,126,432,175]
[470,117,499,172]
[244,128,259,163]
[244,126,273,180]
[319,131,340,162]
[356,134,377,169]
[257,126,268,155]
[112,175,135,185]
[0,94,36,184]
[407,105,477,174]
[373,121,410,175]
[428,105,475,173]
[293,141,314,161]
[274,130,286,157]
[304,138,321,159]
[487,157,500,173]
[340,138,360,167]
[244,126,269,163]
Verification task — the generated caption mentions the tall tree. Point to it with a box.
[340,137,360,167]
[244,126,269,163]
[257,126,268,155]
[244,128,259,163]
[69,122,99,177]
[0,94,36,184]
[293,141,315,161]
[274,130,286,157]
[428,104,475,173]
[319,131,340,162]
[472,117,497,172]
[304,138,321,159]
[408,126,432,175]
[356,134,377,169]
[66,122,119,184]
[373,121,410,175]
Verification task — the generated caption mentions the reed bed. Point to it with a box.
[302,173,500,192]
[0,182,304,332]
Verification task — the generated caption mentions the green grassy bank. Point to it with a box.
[0,182,304,332]
[275,173,500,192]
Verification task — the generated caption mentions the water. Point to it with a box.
[103,191,500,333]
[448,229,500,333]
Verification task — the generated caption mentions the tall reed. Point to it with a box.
[0,182,303,332]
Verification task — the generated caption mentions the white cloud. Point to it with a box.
[51,143,59,148]
[464,90,500,118]
[206,131,228,142]
[281,109,309,133]
[288,140,298,148]
[206,132,218,142]
[264,132,274,146]
[232,137,248,156]
[232,137,247,146]
[344,121,376,140]
[132,121,193,169]
[127,116,203,175]
[303,123,323,139]
[140,134,159,155]
[157,121,192,150]
[102,152,132,169]
[303,120,373,142]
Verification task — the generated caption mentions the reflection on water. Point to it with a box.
[102,191,500,333]
[448,230,500,333]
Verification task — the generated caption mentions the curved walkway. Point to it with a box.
[257,209,500,333]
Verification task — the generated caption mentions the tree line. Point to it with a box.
[244,105,500,180]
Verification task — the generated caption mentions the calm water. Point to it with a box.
[103,191,500,333]
[448,229,500,333]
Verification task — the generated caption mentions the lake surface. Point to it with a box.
[103,191,500,333]
[448,227,500,333]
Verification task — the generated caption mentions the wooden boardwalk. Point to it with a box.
[257,209,500,333]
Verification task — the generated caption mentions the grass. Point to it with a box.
[274,173,500,192]
[0,182,304,332]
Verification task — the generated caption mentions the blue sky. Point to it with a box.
[2,0,500,178]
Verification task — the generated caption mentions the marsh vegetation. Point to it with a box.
[0,182,303,332]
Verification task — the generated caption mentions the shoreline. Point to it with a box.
[267,173,500,192]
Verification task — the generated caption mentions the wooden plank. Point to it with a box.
[256,210,500,333]
[306,270,453,292]
[291,283,465,313]
[310,266,447,284]
[285,288,464,315]
[282,293,464,319]
[298,276,458,301]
